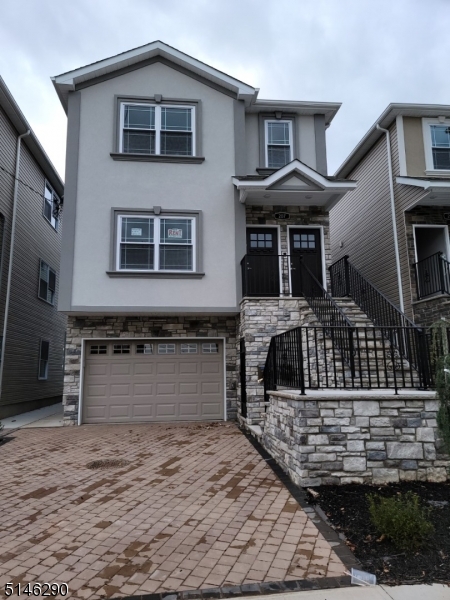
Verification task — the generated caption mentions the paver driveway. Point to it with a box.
[0,423,345,598]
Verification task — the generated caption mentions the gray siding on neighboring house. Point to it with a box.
[330,128,400,306]
[390,124,425,319]
[0,104,66,417]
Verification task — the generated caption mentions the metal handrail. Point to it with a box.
[264,325,436,400]
[413,251,450,299]
[296,259,356,376]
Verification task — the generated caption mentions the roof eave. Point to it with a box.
[0,77,64,195]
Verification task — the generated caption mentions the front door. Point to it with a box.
[289,228,323,296]
[244,227,279,296]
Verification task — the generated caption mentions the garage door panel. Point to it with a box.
[156,382,176,395]
[179,362,200,374]
[202,403,223,417]
[179,403,200,416]
[87,364,109,376]
[110,384,131,396]
[111,363,132,376]
[109,405,130,418]
[86,384,107,397]
[134,363,155,375]
[201,382,221,394]
[201,362,220,374]
[84,340,224,423]
[133,383,154,396]
[132,404,154,418]
[156,403,177,416]
[179,382,198,395]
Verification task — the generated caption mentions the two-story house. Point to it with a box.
[52,41,356,426]
[0,77,66,419]
[330,103,450,326]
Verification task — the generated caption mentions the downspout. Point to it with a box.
[0,129,31,397]
[376,124,405,312]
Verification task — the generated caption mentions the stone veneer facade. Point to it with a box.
[63,315,238,425]
[259,391,449,486]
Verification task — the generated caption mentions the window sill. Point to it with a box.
[256,168,277,176]
[110,153,205,164]
[106,271,205,279]
[424,169,450,177]
[37,295,55,307]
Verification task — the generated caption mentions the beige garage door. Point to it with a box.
[82,340,224,423]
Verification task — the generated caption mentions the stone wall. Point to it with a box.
[238,298,313,426]
[259,391,449,486]
[413,295,450,327]
[64,315,238,425]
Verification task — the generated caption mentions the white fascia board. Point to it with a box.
[53,41,256,98]
[233,161,357,192]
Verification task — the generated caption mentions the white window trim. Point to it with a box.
[264,120,293,168]
[119,102,196,156]
[422,117,450,174]
[38,339,49,380]
[44,181,60,230]
[116,214,196,273]
[38,259,56,306]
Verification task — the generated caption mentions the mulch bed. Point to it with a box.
[307,481,450,585]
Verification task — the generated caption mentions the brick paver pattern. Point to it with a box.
[0,423,345,598]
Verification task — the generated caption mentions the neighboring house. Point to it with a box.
[330,104,450,326]
[52,41,356,426]
[0,77,66,419]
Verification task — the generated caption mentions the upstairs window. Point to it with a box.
[38,260,56,305]
[265,120,292,168]
[120,103,195,156]
[117,215,195,272]
[430,124,450,170]
[44,182,60,230]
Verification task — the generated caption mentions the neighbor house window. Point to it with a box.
[423,118,450,172]
[265,120,293,168]
[120,103,195,156]
[44,182,60,230]
[38,340,49,380]
[38,260,56,305]
[430,124,450,170]
[117,215,195,272]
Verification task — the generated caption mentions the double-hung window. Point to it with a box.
[118,215,195,272]
[120,103,195,156]
[38,340,49,380]
[423,118,450,172]
[38,260,56,305]
[44,182,60,230]
[265,120,293,168]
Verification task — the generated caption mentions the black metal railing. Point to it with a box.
[264,325,436,400]
[329,255,425,374]
[330,255,416,329]
[241,254,286,297]
[240,338,247,418]
[297,259,356,375]
[413,252,450,299]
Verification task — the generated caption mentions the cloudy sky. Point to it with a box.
[1,0,450,179]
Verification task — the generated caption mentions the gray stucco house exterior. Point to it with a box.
[53,41,356,426]
[0,77,66,419]
[330,104,450,326]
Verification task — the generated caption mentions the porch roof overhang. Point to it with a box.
[232,160,357,209]
[396,176,450,210]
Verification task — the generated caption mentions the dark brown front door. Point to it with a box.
[243,228,279,296]
[289,228,323,296]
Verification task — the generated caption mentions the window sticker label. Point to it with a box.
[131,228,142,236]
[168,228,183,238]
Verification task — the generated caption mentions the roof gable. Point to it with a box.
[52,41,258,112]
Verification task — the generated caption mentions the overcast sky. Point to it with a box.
[1,0,450,180]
